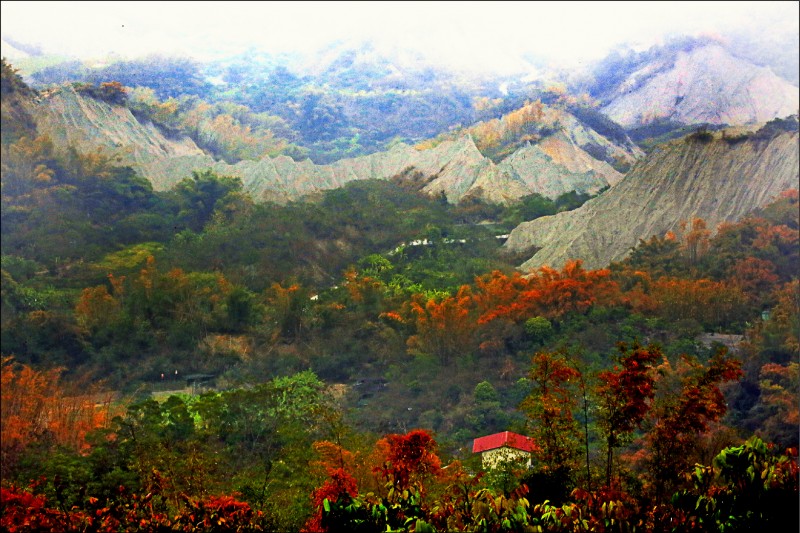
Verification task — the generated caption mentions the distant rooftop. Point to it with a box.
[472,431,538,454]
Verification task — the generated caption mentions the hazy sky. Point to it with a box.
[2,1,798,73]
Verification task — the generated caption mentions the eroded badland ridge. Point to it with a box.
[29,85,635,205]
[504,125,800,270]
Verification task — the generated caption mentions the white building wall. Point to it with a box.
[481,447,532,469]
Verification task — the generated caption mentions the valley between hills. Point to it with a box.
[1,25,798,531]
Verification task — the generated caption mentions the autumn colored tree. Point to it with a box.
[127,86,183,130]
[0,135,57,197]
[308,430,446,533]
[596,343,660,487]
[97,81,128,105]
[612,268,659,313]
[265,280,309,342]
[304,438,376,533]
[526,260,621,319]
[437,481,532,532]
[342,267,387,312]
[753,222,798,254]
[472,119,503,153]
[304,441,359,533]
[0,481,273,532]
[753,362,800,448]
[376,429,442,495]
[74,285,122,334]
[520,351,582,499]
[311,431,538,532]
[643,349,743,501]
[470,100,546,154]
[532,486,640,533]
[729,256,780,310]
[474,261,622,326]
[0,484,84,533]
[406,287,474,364]
[415,99,546,159]
[473,270,535,325]
[503,100,545,141]
[650,277,749,329]
[0,357,113,478]
[680,218,711,265]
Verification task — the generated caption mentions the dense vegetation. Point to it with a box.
[15,54,641,169]
[1,59,798,530]
[23,54,485,164]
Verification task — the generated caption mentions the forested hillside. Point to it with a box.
[1,34,798,533]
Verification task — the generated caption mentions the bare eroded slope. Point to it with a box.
[504,129,800,270]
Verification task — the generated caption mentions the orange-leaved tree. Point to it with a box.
[375,429,442,496]
[473,270,536,325]
[729,257,780,309]
[527,260,622,319]
[305,430,446,533]
[304,441,360,533]
[0,357,114,477]
[265,280,309,342]
[680,217,711,265]
[475,261,622,326]
[521,351,582,483]
[643,349,743,501]
[406,286,474,364]
[596,343,660,487]
[650,277,749,328]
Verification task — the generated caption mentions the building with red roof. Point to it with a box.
[472,431,538,469]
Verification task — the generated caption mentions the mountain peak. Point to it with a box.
[600,43,799,128]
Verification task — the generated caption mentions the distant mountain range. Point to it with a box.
[603,45,798,128]
[26,84,638,204]
[584,41,799,129]
[7,35,798,148]
[5,32,799,272]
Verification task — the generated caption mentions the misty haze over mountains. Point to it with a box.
[2,5,799,529]
[2,1,798,79]
[3,16,798,272]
